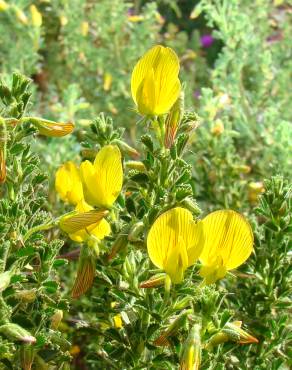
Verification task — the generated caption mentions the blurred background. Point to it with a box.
[1,1,291,196]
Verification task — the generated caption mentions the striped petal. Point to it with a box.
[131,45,181,116]
[80,145,123,209]
[55,161,83,205]
[200,210,254,271]
[147,207,203,283]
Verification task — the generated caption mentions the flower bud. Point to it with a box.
[0,323,36,343]
[173,296,191,311]
[206,321,258,349]
[30,5,42,27]
[112,139,139,159]
[72,246,96,298]
[125,161,146,173]
[180,324,201,370]
[139,273,166,288]
[181,198,201,216]
[50,309,63,330]
[165,92,184,148]
[15,289,37,303]
[20,344,35,370]
[108,234,128,260]
[0,271,11,292]
[128,222,144,242]
[233,165,251,174]
[248,182,265,204]
[154,310,192,346]
[21,117,74,137]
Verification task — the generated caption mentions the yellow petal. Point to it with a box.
[147,207,203,283]
[66,201,111,242]
[81,145,123,208]
[55,161,83,205]
[200,210,254,271]
[131,45,181,115]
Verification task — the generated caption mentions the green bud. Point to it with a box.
[173,296,191,310]
[128,222,144,242]
[108,234,128,260]
[181,198,201,216]
[0,271,12,292]
[50,309,63,330]
[0,323,36,343]
[112,139,139,158]
[180,324,201,370]
[154,310,192,346]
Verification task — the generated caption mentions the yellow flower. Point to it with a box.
[103,72,113,91]
[81,21,89,36]
[61,200,111,242]
[131,45,181,116]
[55,161,83,205]
[147,207,204,284]
[113,314,123,329]
[199,210,254,284]
[0,1,9,11]
[30,5,42,27]
[80,145,123,209]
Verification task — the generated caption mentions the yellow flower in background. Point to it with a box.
[60,200,111,242]
[103,72,113,91]
[0,0,9,11]
[147,207,204,284]
[30,5,42,27]
[199,210,254,284]
[81,21,89,36]
[80,145,123,209]
[131,45,181,116]
[55,161,83,205]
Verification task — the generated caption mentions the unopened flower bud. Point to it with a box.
[72,246,96,298]
[0,323,36,343]
[181,198,201,216]
[20,344,35,370]
[165,92,184,148]
[125,161,146,173]
[180,324,201,370]
[139,273,166,288]
[112,139,139,159]
[248,182,265,204]
[154,310,192,346]
[51,309,63,330]
[173,296,191,310]
[21,117,74,137]
[206,321,258,349]
[233,165,251,174]
[15,289,37,303]
[0,271,12,292]
[108,234,128,260]
[128,222,144,242]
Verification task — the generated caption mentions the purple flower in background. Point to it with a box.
[200,34,214,48]
[193,89,201,99]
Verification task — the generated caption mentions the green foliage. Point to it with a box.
[0,74,70,368]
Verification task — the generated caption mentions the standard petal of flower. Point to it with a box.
[131,45,181,115]
[131,45,163,105]
[200,210,254,270]
[147,207,202,283]
[93,145,123,208]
